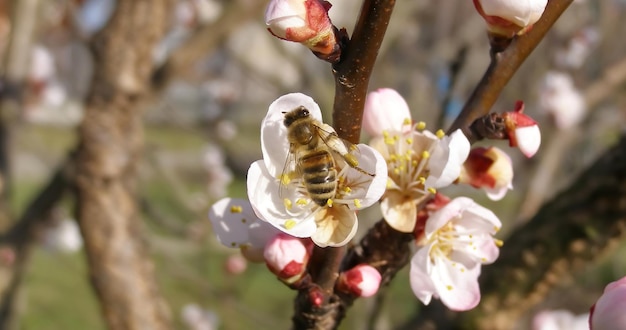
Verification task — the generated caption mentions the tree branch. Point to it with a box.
[447,0,574,142]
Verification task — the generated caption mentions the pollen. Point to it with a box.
[406,138,413,145]
[343,187,352,194]
[354,199,362,208]
[296,198,308,206]
[418,177,426,184]
[427,187,437,194]
[494,238,504,247]
[279,173,292,185]
[230,205,243,213]
[285,219,297,230]
[421,151,430,159]
[283,198,293,210]
[446,285,453,291]
[436,129,445,139]
[326,199,334,207]
[403,118,412,126]
[416,121,426,130]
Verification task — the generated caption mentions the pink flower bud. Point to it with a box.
[458,147,513,201]
[265,0,337,55]
[473,0,548,38]
[263,233,312,284]
[337,264,382,297]
[503,101,541,158]
[224,254,248,275]
[363,88,412,137]
[590,276,626,330]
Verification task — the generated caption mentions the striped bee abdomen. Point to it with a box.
[300,150,337,206]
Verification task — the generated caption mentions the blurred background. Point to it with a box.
[1,0,626,329]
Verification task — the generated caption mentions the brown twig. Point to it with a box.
[292,1,397,329]
[447,0,574,143]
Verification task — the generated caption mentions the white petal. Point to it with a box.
[425,129,470,189]
[479,0,547,26]
[261,93,324,177]
[424,197,475,236]
[363,88,412,136]
[265,0,306,24]
[409,245,437,305]
[381,192,417,233]
[311,206,358,247]
[431,252,482,311]
[247,160,317,238]
[342,144,388,210]
[515,125,541,158]
[208,198,257,248]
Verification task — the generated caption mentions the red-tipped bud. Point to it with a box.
[337,264,382,298]
[263,233,312,284]
[265,0,338,56]
[458,147,513,201]
[503,101,541,158]
[473,0,547,38]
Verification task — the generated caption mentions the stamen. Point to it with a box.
[436,129,445,139]
[284,219,297,230]
[296,198,308,206]
[403,118,412,126]
[343,187,352,194]
[283,198,292,210]
[279,173,291,185]
[230,205,243,213]
[326,199,334,207]
[421,151,430,159]
[494,239,504,247]
[418,176,426,184]
[354,199,362,208]
[416,121,426,130]
[427,187,437,194]
[406,138,413,145]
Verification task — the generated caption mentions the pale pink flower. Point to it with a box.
[363,88,470,233]
[473,0,548,37]
[538,71,586,129]
[247,93,387,247]
[337,264,382,298]
[224,254,248,275]
[589,276,626,330]
[533,309,589,330]
[410,197,502,311]
[458,147,514,201]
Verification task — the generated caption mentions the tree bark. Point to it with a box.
[74,1,173,329]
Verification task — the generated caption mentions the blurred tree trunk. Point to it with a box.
[74,0,174,329]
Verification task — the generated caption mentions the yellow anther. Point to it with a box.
[343,187,352,194]
[383,130,389,138]
[446,285,453,291]
[427,187,437,194]
[418,177,426,184]
[230,205,243,213]
[412,160,418,167]
[387,178,393,188]
[494,239,504,247]
[403,118,412,126]
[279,173,291,185]
[326,199,334,207]
[285,219,297,230]
[421,151,430,159]
[283,198,293,210]
[389,154,397,162]
[345,154,359,167]
[354,199,362,208]
[406,138,413,145]
[394,168,400,175]
[296,198,308,206]
[494,226,501,232]
[416,121,426,130]
[436,129,445,139]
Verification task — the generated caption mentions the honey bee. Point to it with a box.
[282,106,374,207]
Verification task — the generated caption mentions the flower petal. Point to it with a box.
[261,93,323,177]
[409,245,437,305]
[311,205,358,247]
[341,144,388,210]
[208,198,256,248]
[515,125,541,158]
[432,252,482,311]
[425,129,470,189]
[247,160,317,237]
[381,192,418,233]
[363,88,412,136]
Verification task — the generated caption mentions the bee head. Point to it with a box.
[283,106,310,127]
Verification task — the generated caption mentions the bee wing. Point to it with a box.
[314,123,374,177]
[278,144,300,199]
